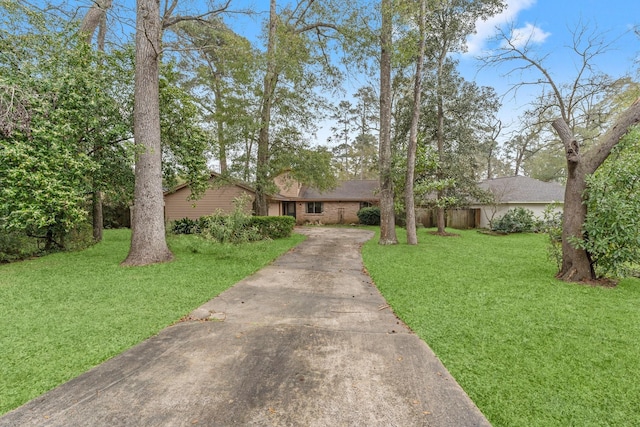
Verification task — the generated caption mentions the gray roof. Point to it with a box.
[298,180,379,201]
[479,176,565,203]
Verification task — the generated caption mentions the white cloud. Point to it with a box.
[504,22,551,49]
[465,0,537,55]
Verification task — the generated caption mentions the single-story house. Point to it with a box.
[163,172,380,225]
[471,175,565,228]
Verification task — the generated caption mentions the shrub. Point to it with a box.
[200,211,261,244]
[199,194,262,244]
[0,230,39,262]
[357,207,381,225]
[0,222,94,263]
[538,204,563,270]
[171,218,201,235]
[491,207,536,234]
[249,216,295,239]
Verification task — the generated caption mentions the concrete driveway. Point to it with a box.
[1,227,490,426]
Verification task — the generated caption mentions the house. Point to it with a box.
[471,176,565,228]
[271,174,379,225]
[164,173,255,221]
[163,172,379,225]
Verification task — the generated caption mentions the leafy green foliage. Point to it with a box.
[170,218,201,235]
[0,3,134,248]
[357,207,381,225]
[578,127,640,278]
[248,216,295,239]
[539,204,563,270]
[159,63,211,200]
[491,207,536,234]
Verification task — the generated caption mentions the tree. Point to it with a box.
[122,0,173,266]
[486,23,640,281]
[0,2,132,249]
[426,0,504,234]
[172,17,258,175]
[404,0,427,245]
[254,0,343,215]
[327,88,379,180]
[122,0,230,266]
[378,0,397,245]
[401,61,499,219]
[552,103,640,281]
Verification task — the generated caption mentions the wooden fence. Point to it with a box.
[416,208,480,229]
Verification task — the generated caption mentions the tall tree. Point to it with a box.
[427,0,504,233]
[173,17,257,175]
[79,0,124,242]
[254,0,342,215]
[122,0,172,266]
[122,0,230,266]
[404,0,427,245]
[378,0,398,245]
[486,23,640,281]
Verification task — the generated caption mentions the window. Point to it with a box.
[306,202,323,214]
[360,201,373,209]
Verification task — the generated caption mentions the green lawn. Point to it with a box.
[362,228,640,427]
[0,229,305,415]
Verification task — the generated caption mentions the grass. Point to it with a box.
[0,229,305,415]
[362,228,640,427]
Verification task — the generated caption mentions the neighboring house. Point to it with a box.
[471,176,565,228]
[164,173,255,221]
[163,172,380,225]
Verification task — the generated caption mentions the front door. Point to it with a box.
[282,202,296,218]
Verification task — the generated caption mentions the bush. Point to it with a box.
[539,205,563,270]
[171,218,201,235]
[0,222,94,263]
[357,207,381,225]
[491,207,536,234]
[249,216,295,239]
[200,211,262,244]
[0,230,40,262]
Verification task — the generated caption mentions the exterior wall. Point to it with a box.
[164,185,254,221]
[273,173,302,198]
[268,201,282,217]
[294,201,363,225]
[475,203,563,228]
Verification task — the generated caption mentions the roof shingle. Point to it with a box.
[479,176,565,203]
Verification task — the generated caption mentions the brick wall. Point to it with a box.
[295,201,362,225]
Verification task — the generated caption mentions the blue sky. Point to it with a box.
[457,0,639,133]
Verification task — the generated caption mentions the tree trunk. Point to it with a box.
[435,105,446,233]
[214,82,228,173]
[122,0,173,266]
[552,99,640,281]
[92,190,103,242]
[255,0,278,216]
[404,0,427,246]
[78,0,112,43]
[436,201,446,232]
[435,50,446,234]
[378,0,397,245]
[80,0,110,243]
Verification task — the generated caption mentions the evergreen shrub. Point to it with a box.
[357,207,381,225]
